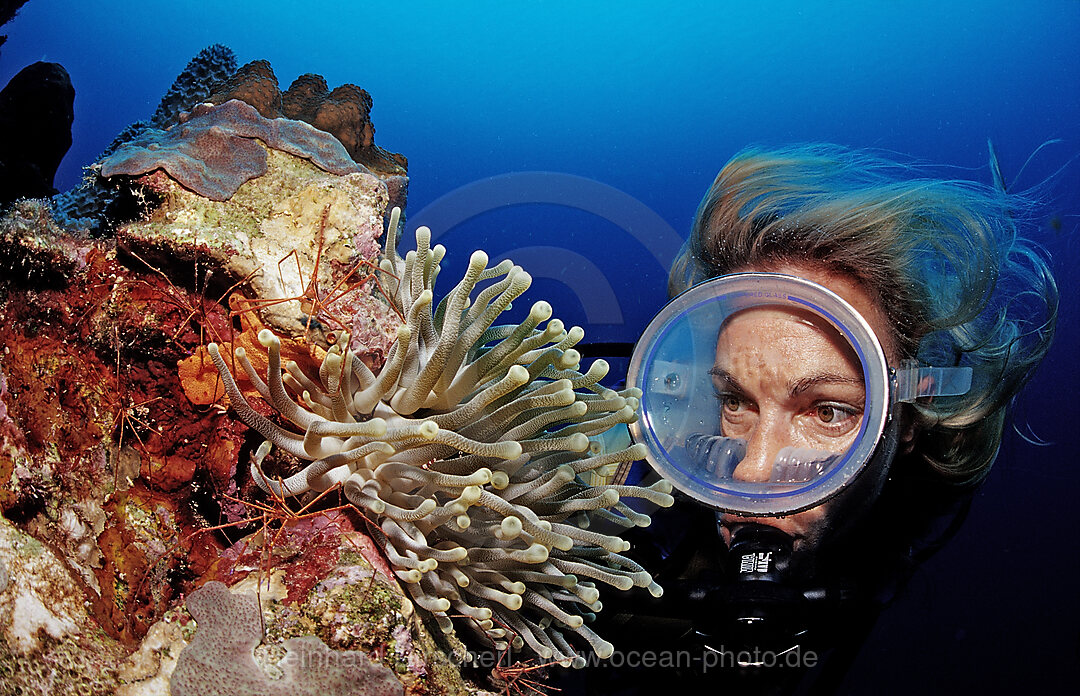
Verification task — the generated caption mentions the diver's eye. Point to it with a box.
[816,404,838,423]
[809,401,860,433]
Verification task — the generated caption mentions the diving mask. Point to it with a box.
[627,273,971,516]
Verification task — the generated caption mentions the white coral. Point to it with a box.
[208,208,673,664]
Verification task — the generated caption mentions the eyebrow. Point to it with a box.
[709,367,863,398]
[708,367,745,394]
[789,373,864,396]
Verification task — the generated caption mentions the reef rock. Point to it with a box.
[0,214,481,696]
[114,514,480,696]
[51,49,407,233]
[109,108,402,351]
[0,513,128,694]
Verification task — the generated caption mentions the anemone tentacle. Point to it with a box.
[211,207,672,665]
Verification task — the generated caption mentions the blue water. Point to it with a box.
[4,1,1078,692]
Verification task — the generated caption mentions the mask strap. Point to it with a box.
[892,360,973,403]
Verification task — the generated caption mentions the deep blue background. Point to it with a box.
[4,1,1078,692]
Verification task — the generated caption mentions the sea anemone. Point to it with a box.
[208,208,673,664]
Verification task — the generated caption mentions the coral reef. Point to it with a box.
[50,49,406,232]
[170,581,403,696]
[209,208,673,665]
[211,64,409,180]
[50,44,238,231]
[115,140,397,347]
[0,61,75,205]
[152,44,240,130]
[0,513,128,696]
[0,41,664,692]
[204,61,408,212]
[0,199,248,646]
[0,168,492,695]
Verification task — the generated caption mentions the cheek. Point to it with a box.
[797,448,893,550]
[785,507,830,548]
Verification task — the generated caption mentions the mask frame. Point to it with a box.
[627,273,970,516]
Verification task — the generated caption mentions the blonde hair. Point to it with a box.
[670,145,1058,484]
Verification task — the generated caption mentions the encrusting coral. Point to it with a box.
[170,581,403,696]
[208,207,674,665]
[100,99,365,201]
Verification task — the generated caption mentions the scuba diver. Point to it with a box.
[579,145,1059,694]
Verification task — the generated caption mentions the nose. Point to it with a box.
[731,409,788,483]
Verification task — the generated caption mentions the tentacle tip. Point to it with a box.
[531,300,553,320]
[568,433,590,452]
[489,470,510,489]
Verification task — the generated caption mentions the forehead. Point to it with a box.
[732,262,899,363]
[714,305,863,380]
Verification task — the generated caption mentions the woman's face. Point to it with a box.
[714,263,900,554]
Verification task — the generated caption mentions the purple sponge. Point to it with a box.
[170,581,404,696]
[100,99,369,201]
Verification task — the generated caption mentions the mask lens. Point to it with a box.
[628,274,890,516]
